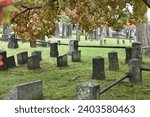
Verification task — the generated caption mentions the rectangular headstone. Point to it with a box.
[68,40,78,55]
[17,51,28,65]
[32,51,42,61]
[28,55,40,70]
[8,34,19,49]
[5,80,43,100]
[72,50,81,62]
[125,47,132,64]
[132,42,142,61]
[50,43,59,57]
[0,50,7,70]
[57,54,68,67]
[7,56,16,68]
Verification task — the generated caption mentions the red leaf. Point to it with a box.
[0,9,3,25]
[0,0,13,7]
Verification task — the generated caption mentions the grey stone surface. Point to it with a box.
[92,56,105,80]
[77,82,100,100]
[7,56,16,68]
[8,34,19,49]
[68,40,78,55]
[72,50,81,62]
[57,54,68,67]
[132,42,142,61]
[50,43,59,57]
[32,51,42,61]
[28,55,40,70]
[108,52,119,71]
[5,80,43,100]
[17,52,28,65]
[125,47,132,64]
[0,50,7,70]
[128,59,142,83]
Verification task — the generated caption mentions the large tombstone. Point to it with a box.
[57,54,68,67]
[28,55,40,70]
[2,25,12,39]
[17,51,28,65]
[8,34,19,49]
[92,56,105,80]
[0,50,7,70]
[50,43,59,57]
[72,50,81,62]
[93,28,98,40]
[68,40,78,55]
[32,51,42,61]
[54,23,60,38]
[125,47,132,64]
[5,80,43,100]
[62,22,67,38]
[77,82,100,100]
[132,42,142,61]
[67,23,72,39]
[128,59,142,83]
[108,52,119,71]
[7,56,16,68]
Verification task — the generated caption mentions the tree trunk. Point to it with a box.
[30,40,37,48]
[136,23,150,56]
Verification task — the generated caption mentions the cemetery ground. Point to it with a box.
[0,38,150,100]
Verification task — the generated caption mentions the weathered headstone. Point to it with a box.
[100,40,103,45]
[7,56,16,68]
[0,50,7,70]
[8,34,19,49]
[93,28,98,40]
[92,56,105,80]
[57,54,68,67]
[72,50,81,62]
[104,39,106,44]
[108,52,119,71]
[77,82,100,100]
[2,25,12,39]
[122,40,125,44]
[128,59,142,83]
[132,42,142,61]
[125,47,132,64]
[68,40,78,55]
[117,39,119,44]
[17,52,28,65]
[5,80,43,100]
[62,22,67,38]
[32,51,42,61]
[68,23,72,38]
[28,55,40,70]
[50,43,59,57]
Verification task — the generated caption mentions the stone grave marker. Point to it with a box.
[7,56,16,68]
[72,50,81,62]
[117,39,119,44]
[2,25,12,39]
[125,47,132,64]
[57,54,68,67]
[68,40,78,55]
[108,52,119,71]
[100,40,103,45]
[132,42,142,61]
[77,82,100,100]
[32,51,42,61]
[5,80,43,100]
[8,34,19,49]
[122,40,125,44]
[0,50,7,70]
[50,43,59,57]
[17,51,28,65]
[92,56,105,80]
[104,39,106,44]
[28,55,40,70]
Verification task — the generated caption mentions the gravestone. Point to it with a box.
[122,40,125,44]
[0,50,7,70]
[7,56,16,68]
[72,50,81,62]
[76,28,80,41]
[5,80,43,100]
[8,34,19,49]
[54,23,60,38]
[50,43,59,57]
[62,22,67,38]
[2,25,12,39]
[28,55,40,70]
[68,23,72,38]
[93,28,98,40]
[92,56,105,80]
[100,40,103,45]
[77,82,100,100]
[68,40,78,55]
[108,52,119,71]
[32,51,42,61]
[104,39,106,44]
[128,59,142,83]
[57,54,68,67]
[85,33,88,40]
[17,52,28,65]
[132,42,142,61]
[125,47,132,64]
[117,39,119,44]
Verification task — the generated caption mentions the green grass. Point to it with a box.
[0,37,150,100]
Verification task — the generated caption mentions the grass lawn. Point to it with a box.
[0,37,150,100]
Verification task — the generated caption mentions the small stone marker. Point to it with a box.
[100,40,103,45]
[28,55,40,70]
[50,43,59,57]
[77,82,100,100]
[128,59,142,83]
[32,51,42,61]
[72,50,81,62]
[7,56,16,68]
[57,54,68,67]
[92,56,105,80]
[117,39,119,44]
[0,50,7,70]
[132,42,142,61]
[122,40,125,44]
[104,39,106,44]
[125,47,132,64]
[68,40,78,55]
[17,52,28,65]
[108,52,119,71]
[5,80,43,100]
[8,34,19,49]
